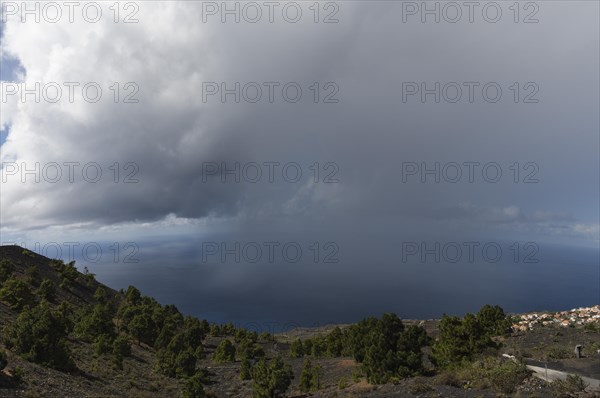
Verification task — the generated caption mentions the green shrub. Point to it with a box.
[4,302,75,372]
[25,266,40,287]
[238,337,264,360]
[351,366,362,383]
[113,335,132,357]
[37,279,56,301]
[545,346,571,360]
[155,348,177,377]
[326,326,344,357]
[213,339,236,363]
[240,357,252,380]
[175,348,197,377]
[0,277,36,310]
[431,310,500,369]
[21,249,35,257]
[181,371,207,398]
[259,332,274,342]
[74,303,116,342]
[289,338,304,358]
[94,334,113,355]
[112,349,123,370]
[299,358,322,392]
[586,341,600,355]
[251,356,293,398]
[487,361,530,394]
[0,259,15,283]
[436,357,529,393]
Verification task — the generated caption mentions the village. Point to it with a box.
[512,305,600,332]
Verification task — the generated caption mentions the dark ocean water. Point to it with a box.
[31,238,599,333]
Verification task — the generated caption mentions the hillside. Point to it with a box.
[0,245,598,398]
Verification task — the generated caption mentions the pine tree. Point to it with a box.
[5,302,75,371]
[182,371,207,398]
[299,358,314,392]
[37,278,56,301]
[0,277,36,310]
[240,357,252,380]
[251,356,293,398]
[289,338,304,358]
[214,339,236,363]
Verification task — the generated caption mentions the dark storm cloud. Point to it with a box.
[1,1,598,246]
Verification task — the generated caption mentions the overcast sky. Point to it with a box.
[0,1,598,322]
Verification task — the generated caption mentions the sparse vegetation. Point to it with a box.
[181,371,207,398]
[3,301,75,372]
[431,305,511,369]
[240,357,252,380]
[299,358,322,392]
[213,339,236,363]
[251,356,294,398]
[0,246,596,398]
[37,278,56,301]
[0,259,15,283]
[0,276,36,310]
[552,374,587,396]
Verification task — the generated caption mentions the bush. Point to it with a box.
[213,339,236,363]
[326,326,344,357]
[74,303,116,342]
[182,371,207,398]
[0,277,36,310]
[545,346,571,361]
[129,313,156,346]
[61,261,79,281]
[112,349,124,370]
[175,348,197,377]
[431,311,499,368]
[251,356,293,398]
[289,338,304,358]
[487,361,530,394]
[338,376,348,390]
[476,304,512,336]
[113,335,132,357]
[240,357,252,380]
[155,349,177,377]
[25,266,40,287]
[4,302,75,371]
[351,366,362,383]
[37,279,56,301]
[359,314,429,383]
[259,332,274,342]
[436,357,529,393]
[0,259,15,283]
[94,334,113,355]
[586,341,600,355]
[299,358,322,392]
[238,337,264,360]
[552,374,587,396]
